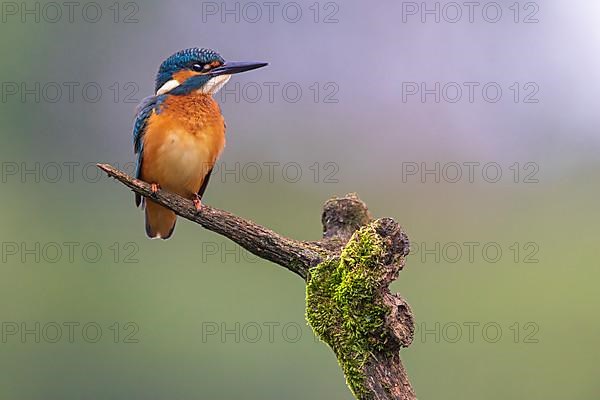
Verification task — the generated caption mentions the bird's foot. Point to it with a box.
[193,195,202,212]
[150,183,160,198]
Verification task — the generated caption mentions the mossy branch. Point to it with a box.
[98,163,417,400]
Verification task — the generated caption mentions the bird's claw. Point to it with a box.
[193,196,202,212]
[150,183,160,198]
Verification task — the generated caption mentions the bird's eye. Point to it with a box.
[191,64,204,72]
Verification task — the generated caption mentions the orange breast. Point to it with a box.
[140,94,226,199]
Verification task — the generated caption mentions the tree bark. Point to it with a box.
[98,163,417,400]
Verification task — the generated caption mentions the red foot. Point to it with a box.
[193,195,202,211]
[151,183,160,194]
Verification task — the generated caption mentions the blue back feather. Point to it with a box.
[132,95,165,206]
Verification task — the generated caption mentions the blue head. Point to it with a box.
[155,48,267,96]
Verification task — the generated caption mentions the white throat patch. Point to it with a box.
[156,79,181,95]
[198,74,231,95]
[155,75,232,96]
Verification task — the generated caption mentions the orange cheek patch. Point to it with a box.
[173,70,200,83]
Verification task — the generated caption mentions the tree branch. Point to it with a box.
[98,163,417,400]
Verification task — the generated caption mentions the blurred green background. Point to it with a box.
[1,0,599,398]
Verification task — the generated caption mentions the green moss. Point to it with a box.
[306,224,389,399]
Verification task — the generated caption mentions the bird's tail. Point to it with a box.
[145,200,177,240]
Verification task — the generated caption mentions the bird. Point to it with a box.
[133,48,267,239]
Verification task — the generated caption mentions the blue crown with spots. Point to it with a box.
[155,48,225,93]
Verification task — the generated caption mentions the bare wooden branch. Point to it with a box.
[97,163,320,278]
[98,163,417,400]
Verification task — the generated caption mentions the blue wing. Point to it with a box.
[133,95,165,207]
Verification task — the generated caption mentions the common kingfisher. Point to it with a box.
[133,48,267,239]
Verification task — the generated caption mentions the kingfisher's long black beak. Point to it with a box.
[211,61,268,76]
